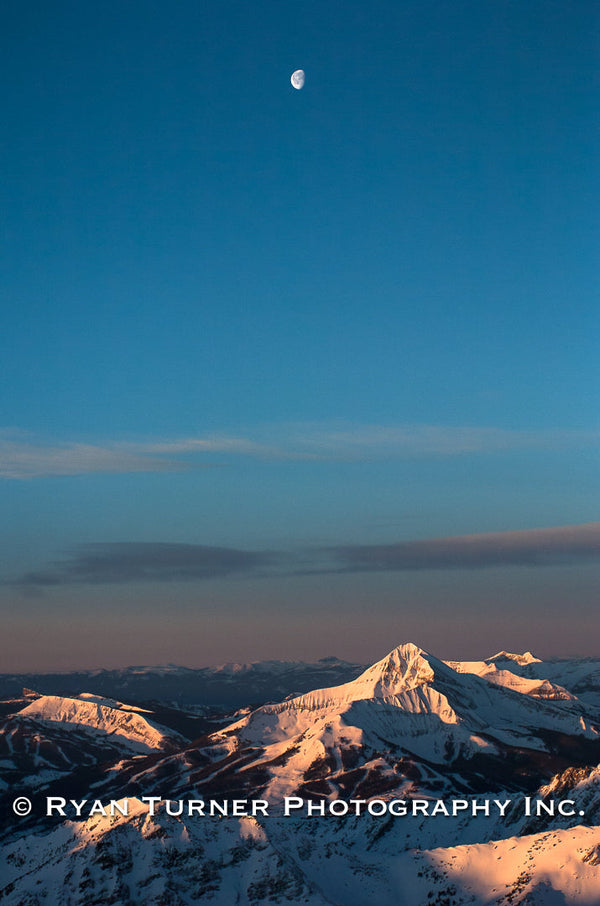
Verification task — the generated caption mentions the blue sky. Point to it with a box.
[1,0,598,670]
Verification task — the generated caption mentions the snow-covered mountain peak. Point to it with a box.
[17,693,182,752]
[76,692,150,712]
[355,642,436,696]
[271,643,443,713]
[230,641,599,780]
[488,650,541,666]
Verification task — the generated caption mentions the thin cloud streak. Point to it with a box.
[13,524,600,588]
[0,440,189,478]
[1,423,598,478]
[0,433,272,479]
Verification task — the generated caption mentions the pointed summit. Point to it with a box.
[282,643,443,712]
[356,643,436,697]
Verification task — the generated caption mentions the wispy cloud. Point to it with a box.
[1,423,597,478]
[13,524,600,588]
[0,432,276,478]
[0,438,187,479]
[273,423,536,457]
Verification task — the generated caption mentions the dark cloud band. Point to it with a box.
[17,543,277,586]
[13,524,600,588]
[328,523,600,573]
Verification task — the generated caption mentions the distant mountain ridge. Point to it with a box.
[0,656,366,709]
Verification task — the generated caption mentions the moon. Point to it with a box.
[291,69,305,90]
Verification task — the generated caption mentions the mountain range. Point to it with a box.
[2,642,600,904]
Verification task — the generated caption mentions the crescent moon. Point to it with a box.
[291,69,305,90]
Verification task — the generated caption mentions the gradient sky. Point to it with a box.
[1,0,599,671]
